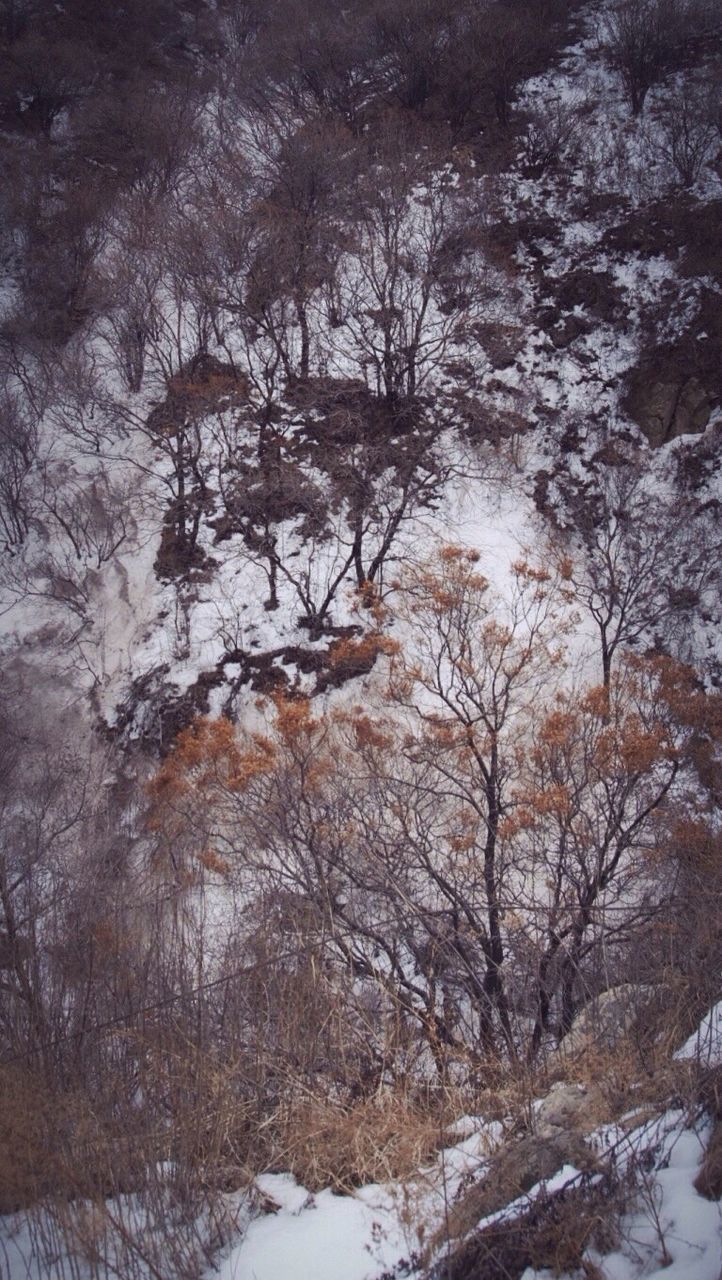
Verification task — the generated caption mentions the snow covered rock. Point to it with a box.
[555,984,666,1059]
[674,999,722,1067]
[534,1082,606,1137]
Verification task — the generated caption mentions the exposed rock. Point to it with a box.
[550,313,592,348]
[695,1119,722,1200]
[555,983,667,1060]
[553,269,621,322]
[535,306,592,348]
[624,288,722,446]
[431,1173,616,1280]
[436,1129,596,1251]
[626,373,713,446]
[473,320,527,368]
[601,198,722,281]
[535,1082,607,1137]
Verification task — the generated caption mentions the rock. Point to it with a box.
[695,1118,722,1200]
[556,983,666,1059]
[553,269,620,322]
[626,374,712,446]
[624,293,722,447]
[437,1129,596,1251]
[535,1082,606,1136]
[549,313,591,348]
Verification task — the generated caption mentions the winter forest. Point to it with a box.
[0,0,721,1275]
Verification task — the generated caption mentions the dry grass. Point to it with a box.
[264,1089,448,1192]
[0,1065,59,1212]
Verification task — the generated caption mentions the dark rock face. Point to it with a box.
[625,372,713,446]
[553,269,621,323]
[624,290,722,446]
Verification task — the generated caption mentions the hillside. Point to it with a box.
[0,0,721,1274]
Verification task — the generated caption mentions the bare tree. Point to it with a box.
[601,0,685,116]
[95,196,166,393]
[39,465,136,569]
[336,428,451,592]
[243,116,349,382]
[328,148,494,407]
[650,82,720,186]
[484,3,546,127]
[75,75,206,201]
[2,27,91,132]
[547,459,720,688]
[0,387,38,551]
[263,0,377,134]
[372,0,452,112]
[519,99,583,177]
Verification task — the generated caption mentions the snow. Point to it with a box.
[0,1121,501,1280]
[1,0,721,1274]
[215,1177,412,1280]
[675,1001,722,1068]
[203,1118,504,1280]
[1,1103,720,1280]
[207,1110,722,1280]
[521,1113,722,1280]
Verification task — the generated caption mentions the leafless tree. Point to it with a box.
[261,0,377,134]
[601,0,685,116]
[547,459,720,688]
[519,99,583,177]
[2,27,91,132]
[372,0,452,112]
[74,76,206,201]
[484,3,546,127]
[0,387,38,551]
[327,147,494,406]
[650,83,720,186]
[39,465,136,569]
[242,116,350,382]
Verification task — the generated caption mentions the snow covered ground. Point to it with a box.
[0,0,720,1275]
[2,1085,720,1280]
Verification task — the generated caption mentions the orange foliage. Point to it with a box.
[667,817,722,873]
[580,684,609,719]
[511,558,551,584]
[439,544,481,565]
[500,782,571,837]
[350,714,393,751]
[533,784,572,817]
[538,709,577,748]
[272,693,317,742]
[148,715,277,810]
[198,848,232,878]
[327,632,399,672]
[618,718,668,773]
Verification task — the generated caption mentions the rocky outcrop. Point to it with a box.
[625,372,713,446]
[535,1082,607,1137]
[436,1128,597,1251]
[554,983,667,1060]
[624,287,722,446]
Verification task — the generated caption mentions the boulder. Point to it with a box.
[695,1118,722,1200]
[436,1128,596,1251]
[626,373,712,446]
[553,269,621,321]
[535,1082,606,1137]
[556,983,666,1060]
